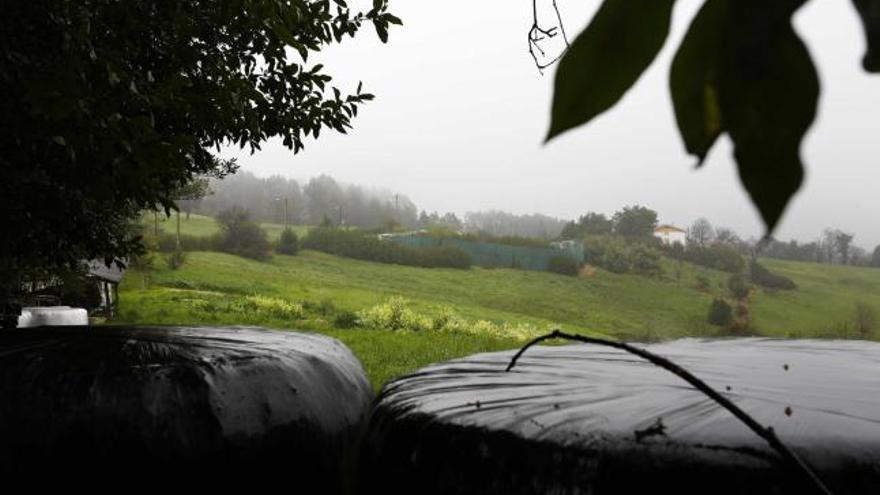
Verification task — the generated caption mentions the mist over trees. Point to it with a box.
[188,171,880,268]
[417,211,464,231]
[192,172,418,229]
[461,211,567,239]
[560,213,613,238]
[191,172,568,238]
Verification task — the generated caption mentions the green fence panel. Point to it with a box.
[386,234,583,271]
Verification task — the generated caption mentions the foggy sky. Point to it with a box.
[221,0,880,247]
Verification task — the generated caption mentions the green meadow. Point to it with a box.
[113,242,880,389]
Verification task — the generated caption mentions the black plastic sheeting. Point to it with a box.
[0,326,372,492]
[360,338,880,494]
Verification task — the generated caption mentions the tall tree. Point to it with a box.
[612,205,658,239]
[819,229,837,264]
[713,227,740,245]
[688,218,715,246]
[834,231,855,265]
[561,212,614,238]
[175,177,212,220]
[872,245,880,268]
[0,0,400,282]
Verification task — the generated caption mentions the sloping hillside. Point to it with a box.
[113,250,880,387]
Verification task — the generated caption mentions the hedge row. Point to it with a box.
[583,236,663,275]
[750,260,797,290]
[302,228,472,269]
[679,245,745,273]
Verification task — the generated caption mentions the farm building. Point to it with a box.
[87,260,125,316]
[653,224,687,246]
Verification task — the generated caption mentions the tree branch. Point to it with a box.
[506,330,834,495]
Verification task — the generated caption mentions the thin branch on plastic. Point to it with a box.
[505,330,835,495]
[529,0,569,72]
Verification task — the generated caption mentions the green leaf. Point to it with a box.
[547,0,676,141]
[374,20,388,43]
[720,2,818,234]
[852,0,880,71]
[669,0,817,234]
[669,0,727,164]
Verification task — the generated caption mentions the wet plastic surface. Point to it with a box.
[0,326,372,491]
[361,338,880,494]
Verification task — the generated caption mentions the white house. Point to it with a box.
[654,225,687,246]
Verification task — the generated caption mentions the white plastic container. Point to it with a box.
[17,306,89,328]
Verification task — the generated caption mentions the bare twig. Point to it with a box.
[506,330,834,495]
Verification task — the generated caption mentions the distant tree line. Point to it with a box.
[188,172,419,229]
[560,206,658,241]
[188,172,569,239]
[680,217,880,268]
[460,211,567,239]
[189,173,880,268]
[762,228,878,267]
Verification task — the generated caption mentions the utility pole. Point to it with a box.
[176,209,181,249]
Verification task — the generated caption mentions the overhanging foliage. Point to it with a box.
[0,0,399,278]
[548,0,880,235]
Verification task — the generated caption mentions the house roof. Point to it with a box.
[654,225,686,234]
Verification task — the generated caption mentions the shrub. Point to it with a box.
[583,235,627,266]
[855,303,876,338]
[357,296,431,331]
[278,228,299,255]
[822,321,854,339]
[684,245,745,273]
[707,298,733,327]
[547,256,579,276]
[629,243,662,275]
[333,310,360,329]
[695,274,711,292]
[583,236,662,275]
[719,302,756,336]
[216,207,271,260]
[191,294,304,320]
[167,248,187,270]
[302,228,471,269]
[602,248,631,274]
[727,273,750,300]
[749,260,796,290]
[358,299,546,340]
[247,295,304,320]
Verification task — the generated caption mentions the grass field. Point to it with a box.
[143,212,310,241]
[111,245,880,389]
[751,258,880,337]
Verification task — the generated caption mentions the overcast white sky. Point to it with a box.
[222,0,880,247]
